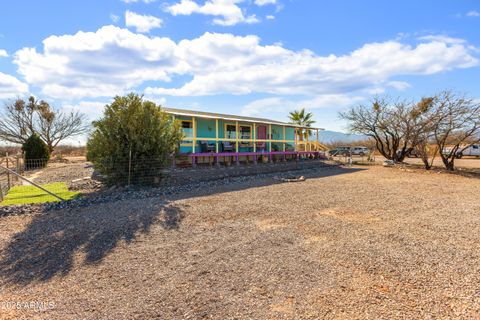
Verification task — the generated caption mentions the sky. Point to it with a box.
[0,0,479,143]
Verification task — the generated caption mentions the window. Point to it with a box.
[240,126,251,140]
[473,145,479,149]
[181,121,193,138]
[226,124,236,139]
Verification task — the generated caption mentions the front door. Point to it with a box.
[257,125,267,151]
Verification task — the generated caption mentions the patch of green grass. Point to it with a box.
[1,182,80,206]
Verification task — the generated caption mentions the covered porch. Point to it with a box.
[163,108,327,167]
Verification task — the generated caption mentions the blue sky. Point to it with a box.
[0,0,479,140]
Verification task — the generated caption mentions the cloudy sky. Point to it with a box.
[0,0,479,136]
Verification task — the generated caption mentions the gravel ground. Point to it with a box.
[0,165,479,319]
[23,162,94,185]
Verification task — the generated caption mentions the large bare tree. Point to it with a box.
[0,96,89,152]
[429,91,480,171]
[339,97,421,162]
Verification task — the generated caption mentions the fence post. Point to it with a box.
[128,149,132,186]
[0,181,3,202]
[15,157,20,182]
[6,154,10,189]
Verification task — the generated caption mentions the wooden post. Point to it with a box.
[6,155,10,189]
[235,121,239,153]
[253,123,257,153]
[192,116,196,154]
[268,124,272,162]
[306,128,310,152]
[294,126,297,152]
[0,181,3,202]
[215,119,219,153]
[15,157,20,182]
[268,124,272,152]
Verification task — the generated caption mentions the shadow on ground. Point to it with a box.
[0,164,361,286]
[0,200,185,285]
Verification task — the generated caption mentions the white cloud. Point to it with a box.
[13,26,479,100]
[466,10,480,17]
[110,14,120,23]
[146,33,479,96]
[254,0,276,6]
[0,49,8,57]
[62,101,107,122]
[0,72,29,99]
[386,81,411,91]
[266,15,275,20]
[165,0,259,26]
[14,26,177,99]
[125,10,162,32]
[418,35,466,44]
[242,95,364,117]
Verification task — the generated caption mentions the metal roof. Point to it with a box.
[162,107,324,130]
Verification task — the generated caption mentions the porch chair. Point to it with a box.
[222,141,235,152]
[200,140,215,153]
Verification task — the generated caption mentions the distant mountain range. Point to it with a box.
[316,130,367,143]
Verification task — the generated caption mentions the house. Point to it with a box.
[163,107,327,166]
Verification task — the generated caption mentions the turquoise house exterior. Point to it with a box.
[163,108,326,165]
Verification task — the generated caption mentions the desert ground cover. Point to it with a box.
[0,164,479,319]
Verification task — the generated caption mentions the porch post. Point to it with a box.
[268,124,272,163]
[253,123,257,152]
[306,127,309,152]
[282,125,286,161]
[192,116,196,154]
[215,119,219,153]
[235,121,240,165]
[294,126,297,151]
[215,119,220,166]
[253,123,257,164]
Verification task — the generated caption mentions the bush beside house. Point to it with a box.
[87,93,183,186]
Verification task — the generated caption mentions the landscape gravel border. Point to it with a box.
[0,162,341,217]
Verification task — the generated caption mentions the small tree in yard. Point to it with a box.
[428,91,480,171]
[339,97,421,162]
[87,93,183,186]
[22,134,50,168]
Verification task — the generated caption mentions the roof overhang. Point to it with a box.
[162,107,324,130]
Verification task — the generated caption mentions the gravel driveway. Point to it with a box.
[0,165,479,319]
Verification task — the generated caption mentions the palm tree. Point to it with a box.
[288,108,315,141]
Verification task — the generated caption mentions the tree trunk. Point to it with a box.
[421,157,431,170]
[445,160,455,171]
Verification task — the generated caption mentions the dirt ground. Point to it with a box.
[0,165,479,319]
[381,156,480,170]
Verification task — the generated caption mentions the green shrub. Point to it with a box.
[22,134,50,168]
[87,93,183,186]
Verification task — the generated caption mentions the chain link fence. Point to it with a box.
[0,156,73,205]
[1,152,333,206]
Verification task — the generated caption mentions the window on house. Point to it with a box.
[182,121,193,138]
[240,126,251,140]
[226,124,236,139]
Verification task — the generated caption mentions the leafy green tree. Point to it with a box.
[87,93,183,185]
[288,108,316,141]
[22,134,50,168]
